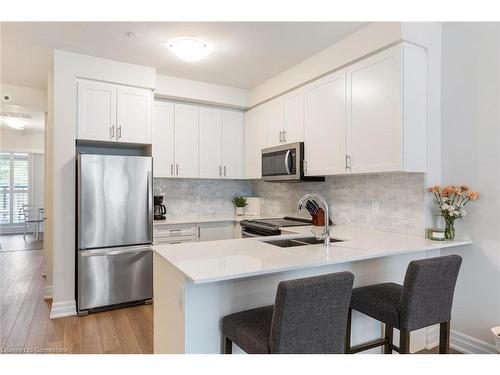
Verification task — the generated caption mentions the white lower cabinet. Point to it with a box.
[197,222,235,242]
[154,222,235,244]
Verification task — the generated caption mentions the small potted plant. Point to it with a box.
[231,196,248,216]
[428,185,480,240]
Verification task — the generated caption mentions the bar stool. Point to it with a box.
[221,272,354,354]
[346,255,462,354]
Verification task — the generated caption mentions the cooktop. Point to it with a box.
[244,217,312,228]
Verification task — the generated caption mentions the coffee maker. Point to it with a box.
[154,195,166,220]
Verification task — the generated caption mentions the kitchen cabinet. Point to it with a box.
[346,43,427,173]
[77,79,152,144]
[304,70,346,176]
[174,104,199,178]
[199,107,223,178]
[152,102,175,178]
[198,222,234,241]
[153,224,197,244]
[265,88,305,147]
[244,107,267,179]
[220,110,244,179]
[199,108,244,179]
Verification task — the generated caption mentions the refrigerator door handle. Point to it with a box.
[80,245,153,257]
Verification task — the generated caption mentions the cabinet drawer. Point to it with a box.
[154,224,196,238]
[154,236,196,245]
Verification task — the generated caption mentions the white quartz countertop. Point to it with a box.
[153,215,268,226]
[153,225,471,284]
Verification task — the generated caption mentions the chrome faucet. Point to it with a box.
[297,193,331,246]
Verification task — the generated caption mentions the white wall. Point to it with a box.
[0,128,44,153]
[50,50,156,318]
[249,23,402,106]
[0,84,47,111]
[440,23,500,351]
[156,74,250,109]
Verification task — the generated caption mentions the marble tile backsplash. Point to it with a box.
[154,172,425,235]
[252,173,426,236]
[154,178,253,219]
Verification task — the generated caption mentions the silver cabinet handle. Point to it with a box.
[110,125,115,139]
[219,165,222,177]
[303,160,307,175]
[170,163,174,176]
[224,166,226,177]
[176,164,179,176]
[345,154,352,172]
[284,150,291,175]
[117,125,122,139]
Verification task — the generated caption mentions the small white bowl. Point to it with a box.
[491,326,500,353]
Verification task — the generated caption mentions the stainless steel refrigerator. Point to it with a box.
[77,153,153,314]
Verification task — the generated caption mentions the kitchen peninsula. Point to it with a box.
[153,225,470,354]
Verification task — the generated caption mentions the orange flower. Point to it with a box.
[468,191,480,200]
[460,185,469,192]
[428,185,440,193]
[441,186,455,197]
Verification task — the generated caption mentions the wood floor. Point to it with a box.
[0,234,44,253]
[0,249,153,354]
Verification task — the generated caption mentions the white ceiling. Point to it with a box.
[1,22,368,90]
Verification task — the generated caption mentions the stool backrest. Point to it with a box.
[269,271,354,354]
[399,255,462,331]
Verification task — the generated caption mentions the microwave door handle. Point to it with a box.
[284,150,291,175]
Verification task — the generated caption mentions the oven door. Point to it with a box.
[262,142,302,181]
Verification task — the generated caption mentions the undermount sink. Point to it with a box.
[264,237,344,248]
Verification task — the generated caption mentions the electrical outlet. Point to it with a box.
[371,202,380,216]
[195,196,201,205]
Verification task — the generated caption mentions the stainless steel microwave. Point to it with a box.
[261,142,324,182]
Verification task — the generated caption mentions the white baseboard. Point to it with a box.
[450,330,497,354]
[49,300,76,319]
[43,284,53,300]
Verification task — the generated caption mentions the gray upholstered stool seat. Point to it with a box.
[222,272,354,354]
[222,306,273,354]
[350,282,402,329]
[346,255,462,355]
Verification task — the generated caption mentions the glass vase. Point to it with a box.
[444,219,455,240]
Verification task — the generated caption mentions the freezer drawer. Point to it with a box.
[78,246,153,312]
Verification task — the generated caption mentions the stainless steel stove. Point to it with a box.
[240,217,312,238]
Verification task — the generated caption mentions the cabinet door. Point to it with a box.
[152,102,175,178]
[77,80,116,141]
[346,46,402,173]
[221,110,244,179]
[174,104,199,178]
[116,86,152,144]
[199,107,222,178]
[198,222,234,242]
[304,70,346,176]
[265,99,284,147]
[283,88,304,143]
[244,108,267,179]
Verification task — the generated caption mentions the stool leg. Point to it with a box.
[439,321,450,354]
[345,308,352,354]
[224,336,232,354]
[384,325,393,354]
[399,331,410,354]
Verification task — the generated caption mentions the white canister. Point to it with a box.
[235,207,245,216]
[491,326,500,353]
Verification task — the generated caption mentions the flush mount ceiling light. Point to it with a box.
[165,37,211,62]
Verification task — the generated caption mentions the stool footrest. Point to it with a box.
[349,338,389,354]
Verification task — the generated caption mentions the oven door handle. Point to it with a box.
[284,150,291,175]
[241,230,263,238]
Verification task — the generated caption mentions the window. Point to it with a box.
[0,153,30,225]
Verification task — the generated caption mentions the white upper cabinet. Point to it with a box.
[346,43,426,173]
[282,88,305,144]
[221,110,244,179]
[116,86,152,144]
[265,99,284,147]
[152,102,175,178]
[244,107,267,179]
[174,104,199,178]
[77,80,152,144]
[199,107,222,178]
[304,70,347,176]
[77,80,117,142]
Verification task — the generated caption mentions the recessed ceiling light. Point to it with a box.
[165,37,211,62]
